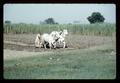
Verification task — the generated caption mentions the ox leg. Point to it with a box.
[35,43,40,48]
[44,43,47,49]
[38,40,40,47]
[49,43,52,50]
[54,43,56,49]
[63,41,66,48]
[53,42,56,49]
[39,42,42,48]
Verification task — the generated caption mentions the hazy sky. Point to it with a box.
[4,4,116,24]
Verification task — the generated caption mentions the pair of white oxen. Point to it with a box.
[35,29,68,49]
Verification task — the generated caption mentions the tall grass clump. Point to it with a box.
[4,23,115,36]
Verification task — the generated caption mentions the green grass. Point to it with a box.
[4,43,116,79]
[4,23,115,36]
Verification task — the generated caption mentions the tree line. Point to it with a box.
[5,12,105,25]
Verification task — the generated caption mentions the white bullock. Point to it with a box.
[41,33,60,49]
[35,34,41,48]
[50,29,68,48]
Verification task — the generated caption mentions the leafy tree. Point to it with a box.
[55,22,59,24]
[44,18,56,24]
[5,20,11,25]
[87,12,105,24]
